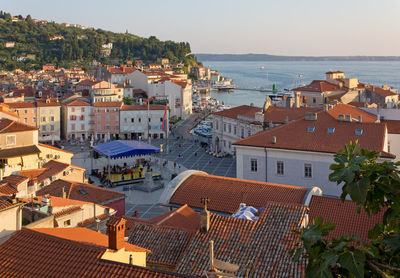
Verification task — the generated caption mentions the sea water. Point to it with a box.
[202,61,400,107]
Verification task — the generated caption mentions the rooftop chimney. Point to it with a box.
[200,197,210,233]
[106,217,126,250]
[62,186,66,198]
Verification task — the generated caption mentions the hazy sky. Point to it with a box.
[2,0,400,56]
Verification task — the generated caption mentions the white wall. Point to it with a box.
[388,133,400,162]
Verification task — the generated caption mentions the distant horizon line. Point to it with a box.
[195,53,400,57]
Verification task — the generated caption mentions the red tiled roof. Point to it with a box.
[128,222,195,267]
[0,228,190,277]
[0,119,37,133]
[121,104,166,111]
[36,179,125,205]
[382,120,400,134]
[0,175,28,195]
[213,105,261,120]
[0,145,41,159]
[76,79,95,87]
[34,227,150,252]
[20,160,70,183]
[64,99,90,106]
[170,173,308,214]
[6,102,36,109]
[53,206,82,218]
[93,101,123,107]
[292,80,343,93]
[368,86,398,97]
[77,213,109,227]
[234,105,392,158]
[176,202,307,277]
[325,103,377,122]
[308,196,384,242]
[264,106,321,123]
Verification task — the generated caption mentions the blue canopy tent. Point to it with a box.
[92,140,160,158]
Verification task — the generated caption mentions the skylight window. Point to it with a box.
[78,189,87,195]
[307,126,315,132]
[355,129,363,135]
[327,128,335,133]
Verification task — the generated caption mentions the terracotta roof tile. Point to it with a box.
[64,99,90,106]
[309,196,384,242]
[20,160,70,183]
[383,120,400,134]
[234,104,392,158]
[53,206,82,218]
[169,173,308,214]
[0,145,41,159]
[0,196,24,210]
[368,85,398,97]
[34,227,150,252]
[292,80,343,93]
[0,119,37,133]
[6,102,36,108]
[176,202,308,277]
[128,223,194,267]
[77,213,109,227]
[37,179,125,206]
[264,106,321,123]
[0,228,193,277]
[213,105,261,120]
[0,175,28,195]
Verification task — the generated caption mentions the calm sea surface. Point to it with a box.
[203,61,400,107]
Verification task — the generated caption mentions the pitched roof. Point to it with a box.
[128,223,195,267]
[213,105,261,120]
[121,104,166,111]
[0,228,192,277]
[20,160,70,183]
[368,85,398,97]
[53,206,82,218]
[308,196,384,242]
[234,104,392,158]
[124,205,200,236]
[292,80,343,93]
[36,98,61,107]
[76,79,95,87]
[382,120,400,134]
[34,227,150,252]
[36,179,125,205]
[0,119,37,133]
[264,106,321,123]
[6,102,36,109]
[0,175,28,195]
[176,202,307,277]
[93,101,123,107]
[169,173,309,214]
[64,99,90,106]
[0,145,41,159]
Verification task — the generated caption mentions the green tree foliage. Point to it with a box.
[292,141,400,277]
[0,11,199,70]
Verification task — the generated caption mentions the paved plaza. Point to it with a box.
[62,112,236,219]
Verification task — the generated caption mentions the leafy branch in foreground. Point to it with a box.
[292,141,400,277]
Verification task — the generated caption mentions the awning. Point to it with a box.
[92,140,160,158]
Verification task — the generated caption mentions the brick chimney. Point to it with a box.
[107,217,126,250]
[200,197,210,233]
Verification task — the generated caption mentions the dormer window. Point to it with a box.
[355,129,363,135]
[307,126,315,133]
[327,128,335,134]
